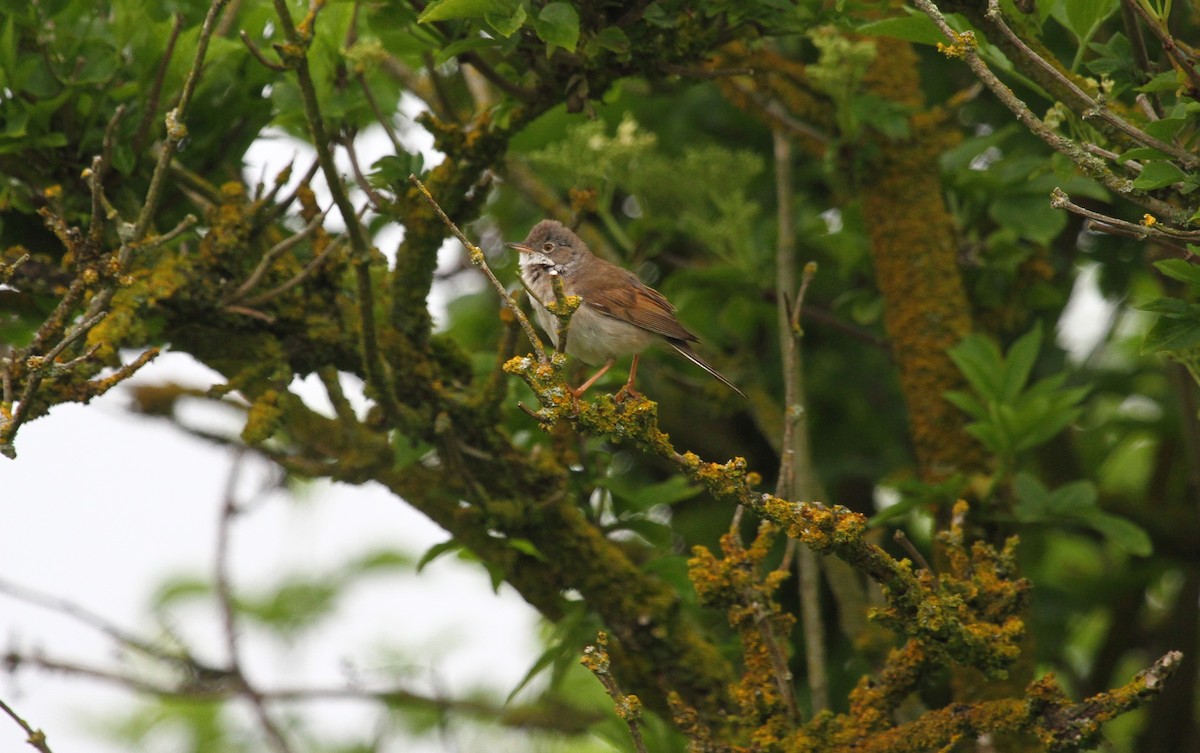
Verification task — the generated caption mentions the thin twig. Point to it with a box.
[3,651,598,730]
[356,73,403,153]
[133,13,186,154]
[1051,187,1200,248]
[0,697,53,753]
[773,127,827,715]
[273,0,407,430]
[581,634,649,753]
[460,51,538,102]
[242,237,343,307]
[912,0,1187,224]
[86,105,126,249]
[132,0,232,244]
[408,174,547,362]
[893,530,933,573]
[983,0,1199,169]
[240,30,289,72]
[341,132,389,211]
[1122,0,1200,97]
[214,453,295,753]
[225,209,329,304]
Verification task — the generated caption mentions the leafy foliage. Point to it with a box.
[1,0,1198,751]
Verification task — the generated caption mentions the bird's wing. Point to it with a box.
[575,261,698,342]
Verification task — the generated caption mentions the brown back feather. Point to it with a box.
[574,258,698,342]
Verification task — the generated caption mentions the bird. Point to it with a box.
[506,220,745,399]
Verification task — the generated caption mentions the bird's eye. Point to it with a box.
[542,242,554,252]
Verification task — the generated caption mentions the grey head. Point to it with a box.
[505,220,591,276]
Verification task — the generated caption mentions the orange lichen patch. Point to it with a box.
[712,41,833,157]
[690,524,796,743]
[860,38,985,483]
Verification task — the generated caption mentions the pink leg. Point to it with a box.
[574,358,615,397]
[615,354,642,402]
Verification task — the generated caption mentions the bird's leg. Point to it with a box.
[574,358,615,399]
[614,354,642,402]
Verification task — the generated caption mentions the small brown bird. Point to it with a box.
[506,220,745,399]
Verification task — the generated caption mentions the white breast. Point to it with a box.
[524,275,659,364]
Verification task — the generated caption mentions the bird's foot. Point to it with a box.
[614,384,642,403]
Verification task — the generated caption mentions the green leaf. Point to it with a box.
[990,193,1068,244]
[948,335,1006,402]
[1119,146,1169,162]
[505,537,547,561]
[1000,322,1042,402]
[1013,472,1050,520]
[1143,309,1200,353]
[346,549,412,574]
[1131,161,1187,190]
[1078,510,1153,555]
[1044,479,1097,514]
[1136,296,1192,315]
[1059,0,1118,41]
[1142,116,1188,141]
[594,26,630,54]
[241,579,340,632]
[418,0,514,23]
[944,390,988,420]
[857,13,946,45]
[601,474,701,509]
[151,576,213,609]
[372,153,425,190]
[486,3,526,36]
[534,2,580,53]
[436,34,500,64]
[1154,258,1200,287]
[416,539,463,572]
[1136,70,1182,93]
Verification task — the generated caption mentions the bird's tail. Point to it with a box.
[667,341,747,399]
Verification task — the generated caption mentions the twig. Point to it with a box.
[317,366,358,424]
[548,270,580,358]
[356,74,403,152]
[272,0,407,430]
[893,530,933,572]
[1051,188,1200,252]
[0,698,53,753]
[1122,0,1200,97]
[581,633,648,753]
[341,132,389,211]
[224,209,329,304]
[240,30,290,72]
[142,213,200,251]
[912,0,1187,224]
[265,158,322,224]
[214,452,295,753]
[3,651,599,731]
[133,13,186,155]
[408,174,547,362]
[0,577,203,668]
[132,0,232,244]
[1083,143,1142,172]
[86,106,126,249]
[460,51,538,102]
[773,127,826,715]
[984,0,1199,169]
[242,237,343,307]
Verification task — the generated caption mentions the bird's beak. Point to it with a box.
[505,241,533,253]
